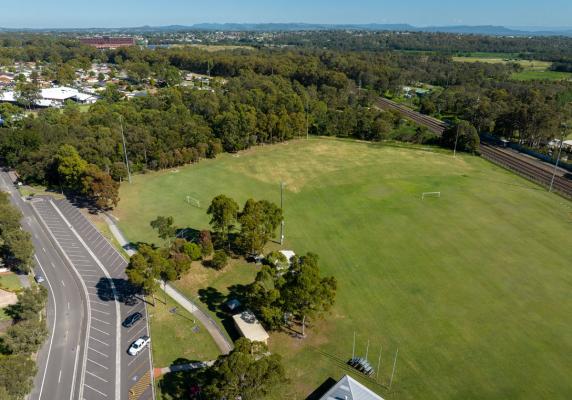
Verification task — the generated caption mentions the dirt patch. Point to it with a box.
[0,289,17,307]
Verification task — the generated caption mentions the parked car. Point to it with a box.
[122,312,143,328]
[34,274,45,283]
[128,335,150,356]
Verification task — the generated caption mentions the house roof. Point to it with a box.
[232,310,270,343]
[319,375,384,400]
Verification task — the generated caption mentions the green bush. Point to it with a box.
[211,250,228,270]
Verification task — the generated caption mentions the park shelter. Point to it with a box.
[319,375,384,400]
[232,310,269,344]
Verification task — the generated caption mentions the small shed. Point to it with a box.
[232,310,269,345]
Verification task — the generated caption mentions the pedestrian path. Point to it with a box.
[103,213,234,355]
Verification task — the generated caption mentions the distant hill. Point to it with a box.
[1,23,571,37]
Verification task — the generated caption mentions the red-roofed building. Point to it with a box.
[80,37,135,49]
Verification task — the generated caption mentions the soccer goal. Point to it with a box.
[421,192,441,200]
[186,196,201,208]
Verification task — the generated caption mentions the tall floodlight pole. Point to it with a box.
[389,347,399,390]
[352,331,356,359]
[280,182,285,245]
[376,345,383,382]
[120,115,132,184]
[453,123,460,158]
[549,124,567,193]
[306,99,309,140]
[365,339,370,361]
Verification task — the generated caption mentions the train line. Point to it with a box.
[375,97,448,134]
[480,143,572,198]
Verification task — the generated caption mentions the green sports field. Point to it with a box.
[115,138,572,399]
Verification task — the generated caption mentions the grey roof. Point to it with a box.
[319,375,384,400]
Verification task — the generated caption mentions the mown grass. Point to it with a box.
[511,70,572,81]
[147,290,220,368]
[116,138,572,399]
[0,273,23,292]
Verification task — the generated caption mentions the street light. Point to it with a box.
[549,123,568,193]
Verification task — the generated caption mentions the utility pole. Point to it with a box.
[389,347,399,390]
[280,182,285,245]
[376,345,382,382]
[453,123,460,158]
[352,331,356,359]
[120,115,132,184]
[549,123,567,193]
[305,99,309,140]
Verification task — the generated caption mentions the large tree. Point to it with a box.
[441,120,480,154]
[125,245,167,306]
[53,144,87,191]
[202,338,286,400]
[281,253,337,337]
[238,199,283,254]
[2,230,34,273]
[2,319,48,355]
[0,354,37,400]
[6,286,47,321]
[150,216,177,243]
[207,195,239,247]
[81,164,120,210]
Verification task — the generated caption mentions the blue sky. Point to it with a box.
[2,0,571,28]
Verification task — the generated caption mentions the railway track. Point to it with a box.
[480,143,572,198]
[375,97,448,134]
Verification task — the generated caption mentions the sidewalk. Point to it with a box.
[103,213,233,355]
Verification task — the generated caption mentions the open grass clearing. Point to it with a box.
[116,137,572,399]
[511,70,572,81]
[0,272,23,292]
[147,289,220,369]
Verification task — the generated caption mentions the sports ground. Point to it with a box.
[116,138,572,399]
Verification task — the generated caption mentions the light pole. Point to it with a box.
[119,115,132,184]
[280,182,285,245]
[453,123,460,158]
[549,123,568,193]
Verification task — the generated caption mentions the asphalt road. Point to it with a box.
[0,172,85,400]
[1,170,153,400]
[36,198,154,400]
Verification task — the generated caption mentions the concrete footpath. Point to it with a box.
[102,214,234,355]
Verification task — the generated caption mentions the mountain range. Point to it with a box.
[1,23,571,37]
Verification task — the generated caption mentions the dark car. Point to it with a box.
[122,312,143,328]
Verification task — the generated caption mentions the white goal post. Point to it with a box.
[421,192,441,200]
[186,196,201,208]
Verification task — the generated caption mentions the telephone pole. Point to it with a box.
[549,123,568,193]
[120,115,132,184]
[280,182,285,245]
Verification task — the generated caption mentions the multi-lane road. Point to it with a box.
[0,171,153,400]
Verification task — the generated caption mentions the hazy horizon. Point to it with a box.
[2,0,571,29]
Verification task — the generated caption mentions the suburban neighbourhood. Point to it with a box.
[0,2,571,400]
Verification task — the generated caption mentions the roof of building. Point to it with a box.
[232,310,270,343]
[41,87,79,100]
[319,375,384,400]
[279,250,296,262]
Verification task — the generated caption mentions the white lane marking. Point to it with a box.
[51,262,56,269]
[84,384,108,397]
[35,255,56,400]
[61,280,65,287]
[67,302,70,310]
[91,316,111,325]
[49,200,122,400]
[90,336,110,347]
[127,326,147,343]
[58,369,62,383]
[42,247,46,253]
[87,358,109,370]
[91,308,111,316]
[90,301,110,307]
[88,346,109,358]
[70,344,80,400]
[91,326,110,336]
[86,370,109,383]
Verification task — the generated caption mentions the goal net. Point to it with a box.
[186,196,201,208]
[421,192,441,200]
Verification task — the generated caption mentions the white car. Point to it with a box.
[128,335,150,356]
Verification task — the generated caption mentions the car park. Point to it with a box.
[122,311,143,328]
[128,335,150,356]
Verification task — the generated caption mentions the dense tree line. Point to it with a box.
[1,33,571,205]
[0,192,33,273]
[0,286,49,399]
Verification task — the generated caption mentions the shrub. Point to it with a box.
[211,250,228,270]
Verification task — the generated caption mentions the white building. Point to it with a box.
[0,86,98,108]
[319,375,384,400]
[232,310,270,345]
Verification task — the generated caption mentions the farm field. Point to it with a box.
[453,55,572,81]
[115,138,572,399]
